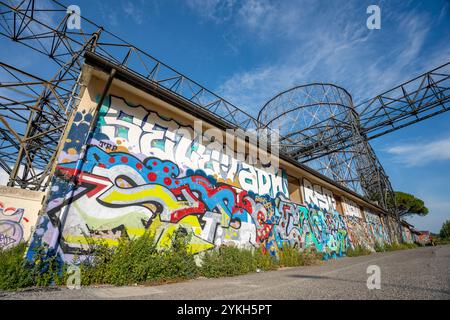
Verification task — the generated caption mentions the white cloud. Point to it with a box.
[236,0,277,36]
[122,1,145,25]
[386,137,450,167]
[203,1,450,114]
[98,0,154,27]
[406,197,450,233]
[215,1,371,112]
[185,0,237,23]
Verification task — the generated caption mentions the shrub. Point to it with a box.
[434,237,450,245]
[278,246,322,267]
[199,244,322,278]
[374,242,385,252]
[382,242,417,251]
[80,229,198,286]
[0,243,33,290]
[28,244,67,287]
[0,242,66,290]
[200,245,257,278]
[253,249,278,271]
[402,242,418,249]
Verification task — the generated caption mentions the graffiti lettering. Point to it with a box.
[342,197,361,218]
[302,178,336,212]
[0,202,25,249]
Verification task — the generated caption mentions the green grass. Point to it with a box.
[434,237,450,245]
[346,245,372,257]
[277,246,322,267]
[79,229,198,286]
[199,245,321,278]
[0,242,65,290]
[373,241,418,252]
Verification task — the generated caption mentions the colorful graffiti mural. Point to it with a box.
[383,215,403,244]
[0,187,44,250]
[345,215,375,251]
[415,231,432,246]
[274,197,349,258]
[302,178,336,212]
[27,94,406,263]
[402,225,415,244]
[342,197,362,218]
[365,209,390,245]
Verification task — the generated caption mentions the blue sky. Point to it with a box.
[1,0,450,233]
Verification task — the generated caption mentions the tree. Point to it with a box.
[440,220,450,239]
[388,191,429,217]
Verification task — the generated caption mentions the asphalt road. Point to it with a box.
[1,245,449,300]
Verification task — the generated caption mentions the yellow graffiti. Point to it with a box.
[100,185,190,212]
[148,215,214,254]
[64,235,120,247]
[64,214,215,254]
[73,201,150,238]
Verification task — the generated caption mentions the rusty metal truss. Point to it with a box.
[0,0,449,218]
[0,60,82,189]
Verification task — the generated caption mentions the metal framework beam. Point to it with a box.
[0,0,271,190]
[258,63,450,214]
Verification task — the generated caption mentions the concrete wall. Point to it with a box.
[0,186,44,249]
[26,67,409,263]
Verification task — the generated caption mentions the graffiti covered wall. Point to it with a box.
[302,178,336,212]
[0,186,44,249]
[364,209,390,245]
[415,232,431,245]
[27,81,410,263]
[342,197,362,218]
[384,215,403,244]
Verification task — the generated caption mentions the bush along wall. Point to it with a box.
[1,227,425,292]
[2,229,325,290]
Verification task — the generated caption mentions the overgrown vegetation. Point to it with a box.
[1,230,425,291]
[0,243,32,290]
[0,235,320,290]
[277,246,322,267]
[0,242,65,290]
[374,241,418,252]
[79,229,198,286]
[439,220,450,239]
[197,245,321,278]
[346,245,372,257]
[199,246,276,278]
[434,237,450,245]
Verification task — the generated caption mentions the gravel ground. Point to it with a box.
[1,245,449,300]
